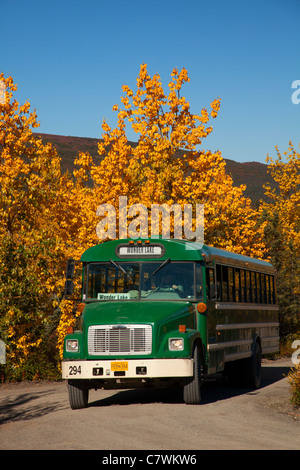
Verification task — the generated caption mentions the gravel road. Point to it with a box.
[0,358,299,450]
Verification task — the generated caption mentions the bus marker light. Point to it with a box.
[66,326,73,334]
[179,325,186,333]
[197,303,207,313]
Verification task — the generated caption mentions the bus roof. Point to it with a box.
[80,239,275,274]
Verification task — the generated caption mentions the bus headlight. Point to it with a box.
[66,339,79,352]
[169,338,184,351]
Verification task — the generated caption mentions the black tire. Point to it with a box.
[241,340,262,389]
[183,344,202,404]
[68,380,89,409]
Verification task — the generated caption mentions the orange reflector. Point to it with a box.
[145,240,150,244]
[129,240,134,244]
[197,302,207,313]
[137,240,142,244]
[179,325,186,333]
[66,326,73,334]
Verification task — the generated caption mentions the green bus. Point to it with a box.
[62,238,279,409]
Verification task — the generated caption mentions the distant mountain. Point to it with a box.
[35,133,275,205]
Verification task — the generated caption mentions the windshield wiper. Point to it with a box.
[109,259,134,283]
[147,258,171,281]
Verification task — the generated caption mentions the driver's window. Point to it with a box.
[195,263,203,299]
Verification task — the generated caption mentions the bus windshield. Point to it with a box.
[85,261,202,301]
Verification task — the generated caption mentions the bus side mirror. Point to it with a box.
[66,259,75,279]
[210,284,217,301]
[64,259,75,296]
[64,279,74,295]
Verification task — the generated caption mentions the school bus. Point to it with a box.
[62,238,279,409]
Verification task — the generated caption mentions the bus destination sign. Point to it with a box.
[116,244,164,257]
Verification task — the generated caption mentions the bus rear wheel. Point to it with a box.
[68,380,89,409]
[183,344,203,405]
[243,340,262,389]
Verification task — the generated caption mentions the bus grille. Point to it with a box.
[88,324,152,355]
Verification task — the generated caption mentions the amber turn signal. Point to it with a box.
[197,302,207,313]
[179,325,186,333]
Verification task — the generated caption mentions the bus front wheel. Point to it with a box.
[183,344,203,405]
[68,379,89,409]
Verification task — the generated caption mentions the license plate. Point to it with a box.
[111,361,128,371]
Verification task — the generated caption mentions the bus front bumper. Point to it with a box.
[62,358,193,380]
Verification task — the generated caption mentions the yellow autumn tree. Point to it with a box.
[260,142,300,406]
[260,142,300,336]
[75,64,265,258]
[0,73,88,378]
[0,74,101,369]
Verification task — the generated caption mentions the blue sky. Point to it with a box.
[2,0,300,163]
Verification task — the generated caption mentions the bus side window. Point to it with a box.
[235,268,241,302]
[273,276,277,304]
[221,266,228,302]
[261,273,266,304]
[228,267,234,301]
[251,271,257,303]
[216,265,222,300]
[266,274,270,304]
[246,270,251,302]
[206,267,216,300]
[270,275,275,304]
[240,270,245,302]
[257,273,262,303]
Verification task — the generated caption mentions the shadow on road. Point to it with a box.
[0,361,292,418]
[0,388,67,425]
[89,361,292,408]
[200,362,291,405]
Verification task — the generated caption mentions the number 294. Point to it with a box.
[69,365,81,375]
